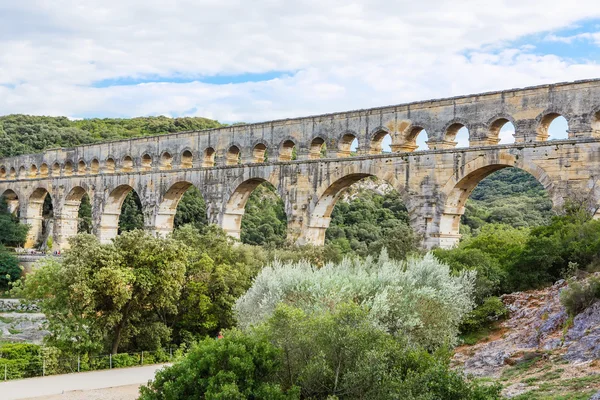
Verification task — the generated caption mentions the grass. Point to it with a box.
[512,375,600,399]
[7,328,21,335]
[0,315,14,324]
[459,323,502,346]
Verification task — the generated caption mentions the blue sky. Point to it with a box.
[0,1,599,150]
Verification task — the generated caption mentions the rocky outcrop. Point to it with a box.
[454,276,600,378]
[0,299,40,313]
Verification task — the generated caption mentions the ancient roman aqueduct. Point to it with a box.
[2,79,600,250]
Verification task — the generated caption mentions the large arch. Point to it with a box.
[301,171,408,246]
[436,156,555,248]
[22,188,53,249]
[221,177,286,241]
[98,185,140,243]
[1,189,20,215]
[155,181,199,236]
[54,186,90,249]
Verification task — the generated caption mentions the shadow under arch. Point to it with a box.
[221,177,286,241]
[99,184,141,243]
[437,156,555,249]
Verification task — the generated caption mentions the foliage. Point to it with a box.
[173,187,208,231]
[326,187,418,259]
[0,114,223,157]
[459,296,508,335]
[141,304,501,400]
[77,194,93,234]
[241,183,288,247]
[0,343,47,379]
[13,231,188,355]
[560,276,600,316]
[170,225,260,343]
[462,168,553,235]
[235,252,476,350]
[139,329,299,400]
[0,196,29,247]
[0,245,21,291]
[118,191,144,233]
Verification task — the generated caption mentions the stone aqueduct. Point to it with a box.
[3,79,600,250]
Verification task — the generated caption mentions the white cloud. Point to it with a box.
[1,1,600,122]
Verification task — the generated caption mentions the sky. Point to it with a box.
[1,1,600,150]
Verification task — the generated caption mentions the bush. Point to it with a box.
[560,276,600,316]
[139,329,298,400]
[0,343,43,379]
[140,304,502,400]
[235,252,476,350]
[0,245,21,291]
[460,296,509,334]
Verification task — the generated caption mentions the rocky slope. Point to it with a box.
[453,276,600,398]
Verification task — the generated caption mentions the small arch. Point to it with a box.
[181,150,193,169]
[279,140,296,161]
[18,166,26,178]
[0,166,6,180]
[537,112,569,141]
[64,161,73,176]
[140,154,152,171]
[445,121,470,147]
[203,147,216,167]
[226,146,241,165]
[338,132,358,157]
[593,109,600,132]
[90,159,100,174]
[105,158,115,173]
[77,160,86,175]
[369,129,392,154]
[404,126,429,151]
[160,152,173,170]
[52,163,61,176]
[9,167,16,179]
[309,137,326,159]
[489,117,516,144]
[29,164,38,179]
[252,143,267,163]
[40,163,49,178]
[121,156,134,173]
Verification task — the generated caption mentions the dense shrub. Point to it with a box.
[460,296,509,334]
[141,304,501,400]
[139,329,298,400]
[560,276,600,316]
[235,252,476,350]
[0,245,21,291]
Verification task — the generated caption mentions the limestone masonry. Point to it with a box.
[2,79,600,249]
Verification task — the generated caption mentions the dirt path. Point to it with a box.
[22,384,141,400]
[0,364,169,400]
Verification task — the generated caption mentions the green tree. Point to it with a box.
[118,192,144,233]
[15,231,188,355]
[170,225,258,342]
[0,197,29,247]
[241,183,287,247]
[0,245,21,291]
[77,194,93,234]
[139,329,299,400]
[173,187,208,231]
